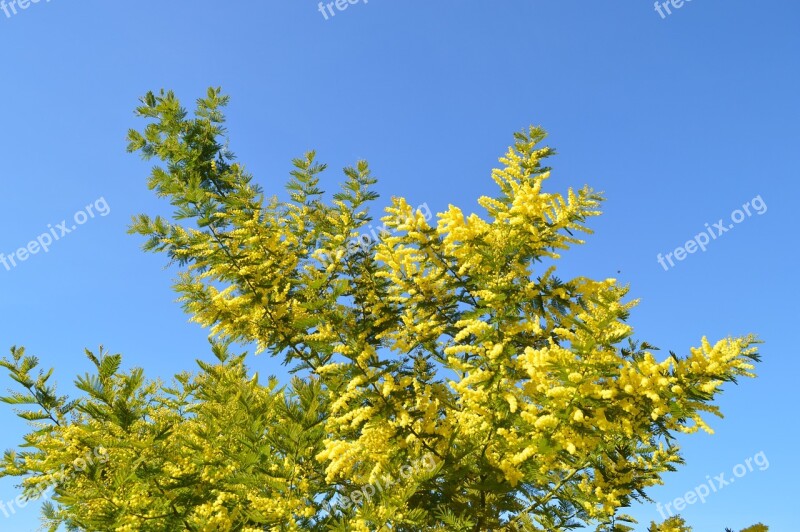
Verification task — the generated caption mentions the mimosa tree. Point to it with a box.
[1,89,761,531]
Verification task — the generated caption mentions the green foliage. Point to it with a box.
[0,89,765,531]
[738,524,769,532]
[648,515,692,532]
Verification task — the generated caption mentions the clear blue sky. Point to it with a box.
[1,1,797,530]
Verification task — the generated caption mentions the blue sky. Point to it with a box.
[1,1,798,530]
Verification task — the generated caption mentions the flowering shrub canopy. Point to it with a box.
[0,89,761,531]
